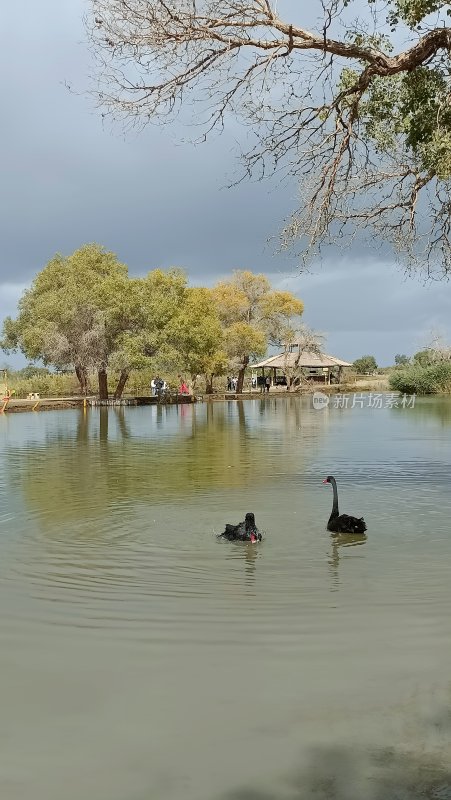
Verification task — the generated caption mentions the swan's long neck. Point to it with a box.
[329,478,339,519]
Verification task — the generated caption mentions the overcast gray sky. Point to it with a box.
[1,0,450,368]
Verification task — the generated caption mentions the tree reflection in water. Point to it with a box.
[11,398,328,529]
[222,739,451,800]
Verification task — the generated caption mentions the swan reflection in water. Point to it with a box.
[328,532,367,591]
[219,538,262,590]
[242,541,260,585]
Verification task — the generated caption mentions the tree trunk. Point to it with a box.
[236,357,248,394]
[75,364,88,395]
[98,368,108,400]
[205,374,214,394]
[113,369,129,399]
[287,352,302,392]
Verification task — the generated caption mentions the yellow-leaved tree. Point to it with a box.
[212,271,304,393]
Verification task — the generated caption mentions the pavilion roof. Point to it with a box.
[251,350,352,369]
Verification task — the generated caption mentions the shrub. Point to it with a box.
[389,362,451,395]
[8,373,80,398]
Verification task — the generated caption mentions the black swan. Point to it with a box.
[323,476,367,534]
[219,512,262,543]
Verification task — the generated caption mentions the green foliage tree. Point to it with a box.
[88,0,451,277]
[1,244,128,398]
[165,287,226,392]
[353,355,378,374]
[1,250,307,399]
[212,270,304,392]
[413,349,434,367]
[394,354,410,367]
[1,245,187,400]
[109,268,187,397]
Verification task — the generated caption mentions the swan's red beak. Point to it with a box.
[250,532,257,543]
[322,479,328,484]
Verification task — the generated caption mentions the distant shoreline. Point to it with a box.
[0,379,393,414]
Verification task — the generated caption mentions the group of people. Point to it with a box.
[226,375,272,392]
[150,376,166,396]
[150,375,189,397]
[150,374,274,397]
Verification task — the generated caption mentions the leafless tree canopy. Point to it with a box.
[281,324,325,389]
[87,1,451,277]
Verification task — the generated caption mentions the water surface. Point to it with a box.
[1,397,451,799]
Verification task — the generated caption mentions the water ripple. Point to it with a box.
[1,401,451,800]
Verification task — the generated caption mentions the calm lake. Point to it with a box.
[1,396,451,800]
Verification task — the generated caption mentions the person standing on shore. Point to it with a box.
[154,376,164,398]
[178,376,189,395]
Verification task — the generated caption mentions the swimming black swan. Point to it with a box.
[323,476,367,534]
[219,512,262,543]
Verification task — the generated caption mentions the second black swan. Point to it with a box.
[219,512,262,542]
[323,476,367,534]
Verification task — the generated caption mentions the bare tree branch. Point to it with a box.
[86,0,451,276]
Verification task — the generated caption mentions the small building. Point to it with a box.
[251,345,352,387]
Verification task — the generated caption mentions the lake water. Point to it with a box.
[1,396,451,800]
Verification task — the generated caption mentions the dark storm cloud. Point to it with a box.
[0,1,297,284]
[1,0,450,367]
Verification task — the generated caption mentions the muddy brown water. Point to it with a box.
[1,396,451,799]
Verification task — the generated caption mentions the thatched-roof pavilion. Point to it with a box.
[251,348,352,387]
